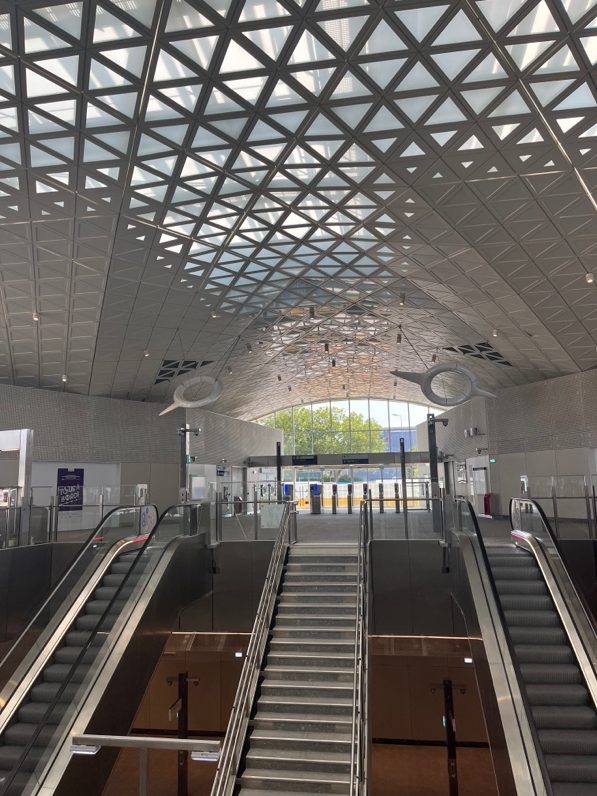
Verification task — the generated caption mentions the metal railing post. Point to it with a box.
[583,482,595,539]
[253,491,258,540]
[551,485,559,538]
[368,489,373,537]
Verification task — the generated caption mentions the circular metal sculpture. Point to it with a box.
[159,374,223,416]
[390,363,496,406]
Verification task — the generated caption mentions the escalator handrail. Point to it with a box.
[454,497,553,796]
[509,496,597,637]
[210,502,292,796]
[0,504,152,676]
[0,503,196,795]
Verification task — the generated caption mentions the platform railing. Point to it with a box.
[351,503,370,795]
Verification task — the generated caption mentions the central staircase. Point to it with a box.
[236,543,359,795]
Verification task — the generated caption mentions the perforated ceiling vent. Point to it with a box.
[443,342,511,367]
[154,360,213,385]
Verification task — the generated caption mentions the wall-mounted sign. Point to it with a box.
[489,457,496,464]
[57,468,84,512]
[292,454,318,466]
[456,462,467,484]
[216,466,227,476]
[342,456,369,465]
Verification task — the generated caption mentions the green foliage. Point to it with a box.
[262,405,386,455]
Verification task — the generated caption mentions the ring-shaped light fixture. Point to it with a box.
[159,375,223,416]
[390,363,496,406]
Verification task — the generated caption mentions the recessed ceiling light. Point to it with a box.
[492,329,498,337]
[399,292,405,306]
[61,374,67,383]
[32,312,39,322]
[143,350,149,357]
[586,272,594,284]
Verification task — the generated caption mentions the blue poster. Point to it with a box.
[57,468,84,512]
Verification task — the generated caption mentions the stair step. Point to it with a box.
[255,701,352,719]
[266,654,354,669]
[269,640,353,653]
[282,585,356,594]
[279,596,355,606]
[248,734,351,755]
[251,717,351,738]
[263,667,354,684]
[239,769,349,789]
[244,752,350,774]
[273,628,354,640]
[260,683,353,700]
[274,616,355,628]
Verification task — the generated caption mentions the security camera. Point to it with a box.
[441,419,449,427]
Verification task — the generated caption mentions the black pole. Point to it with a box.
[276,441,282,501]
[400,438,408,539]
[443,679,459,796]
[427,414,443,535]
[177,672,188,796]
[179,426,187,497]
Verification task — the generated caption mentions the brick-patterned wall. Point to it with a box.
[0,383,183,463]
[187,407,283,466]
[416,398,491,461]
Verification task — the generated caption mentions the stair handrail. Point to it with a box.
[210,500,294,796]
[351,502,370,794]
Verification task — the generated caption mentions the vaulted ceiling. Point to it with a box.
[0,0,595,418]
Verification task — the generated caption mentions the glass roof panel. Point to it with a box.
[166,0,212,32]
[221,40,264,72]
[289,30,335,64]
[560,0,597,23]
[432,49,481,80]
[93,6,137,42]
[433,10,481,45]
[317,15,369,52]
[463,53,507,82]
[109,0,158,27]
[394,5,448,42]
[359,19,406,55]
[26,68,69,97]
[510,0,560,36]
[89,60,131,89]
[36,3,83,38]
[243,26,293,60]
[172,36,219,71]
[396,62,438,91]
[476,0,526,32]
[24,19,70,53]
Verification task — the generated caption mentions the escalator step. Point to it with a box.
[532,705,597,730]
[0,746,42,771]
[504,609,560,627]
[509,626,566,645]
[17,701,66,724]
[43,663,90,684]
[553,784,597,795]
[526,683,589,706]
[515,644,574,664]
[487,553,532,566]
[494,580,548,595]
[500,594,553,611]
[545,754,597,783]
[491,566,541,580]
[3,723,56,746]
[29,681,78,703]
[110,562,132,575]
[64,631,103,648]
[520,663,583,685]
[539,729,597,755]
[54,646,98,665]
[75,613,117,632]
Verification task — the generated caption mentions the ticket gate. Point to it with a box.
[347,483,353,514]
[331,483,338,514]
[283,483,294,502]
[378,483,384,513]
[309,483,321,514]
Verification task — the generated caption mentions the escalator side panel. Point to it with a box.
[53,537,212,796]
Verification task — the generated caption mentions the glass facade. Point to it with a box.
[258,398,444,455]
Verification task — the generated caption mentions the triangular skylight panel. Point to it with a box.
[95,90,137,117]
[204,88,244,114]
[492,122,520,139]
[221,40,264,73]
[400,142,426,157]
[89,60,131,89]
[240,0,290,21]
[506,40,554,70]
[110,0,158,27]
[24,19,71,53]
[554,83,597,110]
[477,0,526,31]
[397,63,438,91]
[426,97,468,125]
[460,86,503,112]
[364,106,403,132]
[173,36,219,71]
[561,0,597,23]
[395,95,436,121]
[144,96,184,121]
[292,69,337,99]
[394,5,448,42]
[430,129,457,145]
[432,49,481,80]
[154,50,196,82]
[359,21,406,60]
[518,128,544,144]
[489,89,530,116]
[331,103,372,126]
[166,0,211,32]
[26,68,68,97]
[317,15,369,52]
[93,7,137,42]
[534,44,579,74]
[289,30,335,64]
[463,54,507,82]
[34,2,83,39]
[359,58,406,89]
[266,79,304,107]
[247,120,285,141]
[580,36,597,64]
[100,46,147,78]
[433,10,481,45]
[510,0,559,36]
[224,75,268,103]
[159,84,202,112]
[531,79,575,105]
[243,26,293,60]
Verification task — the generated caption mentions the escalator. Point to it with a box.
[0,503,207,796]
[486,543,597,795]
[450,499,597,796]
